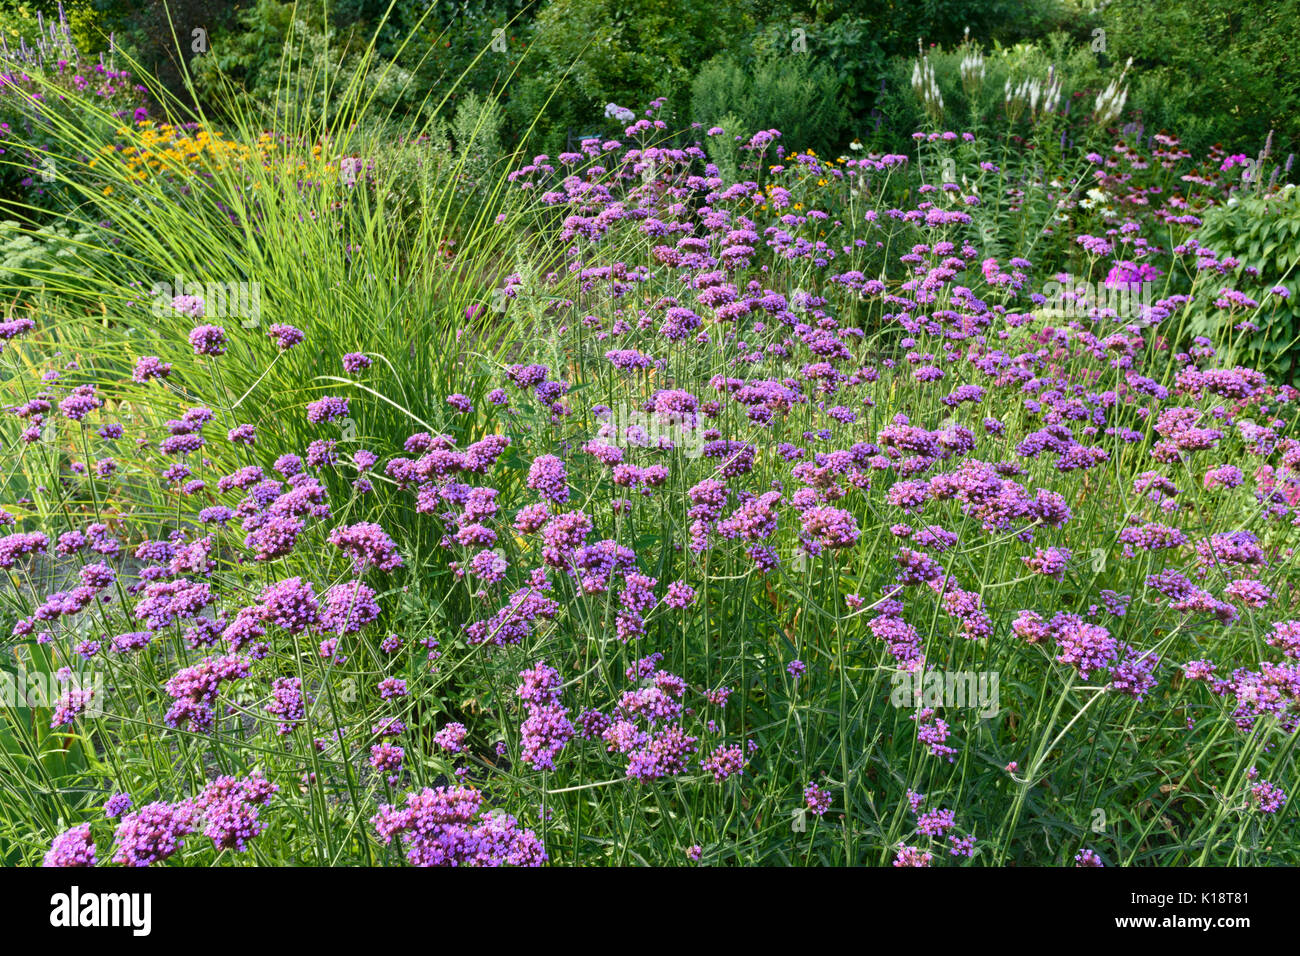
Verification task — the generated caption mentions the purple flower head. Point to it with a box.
[371,786,545,866]
[527,455,570,504]
[306,396,349,424]
[267,324,304,349]
[188,325,227,356]
[804,782,832,816]
[133,356,172,383]
[44,824,97,867]
[111,801,198,866]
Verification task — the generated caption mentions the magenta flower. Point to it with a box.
[267,324,304,349]
[188,324,227,355]
[43,824,97,867]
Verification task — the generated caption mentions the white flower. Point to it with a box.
[604,103,634,123]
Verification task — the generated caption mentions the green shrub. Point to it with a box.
[690,50,845,155]
[186,0,300,111]
[1187,183,1300,379]
[1101,0,1300,157]
[509,0,754,153]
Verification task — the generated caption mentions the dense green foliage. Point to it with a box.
[1190,184,1300,378]
[6,0,1294,163]
[1099,0,1300,161]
